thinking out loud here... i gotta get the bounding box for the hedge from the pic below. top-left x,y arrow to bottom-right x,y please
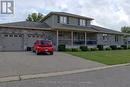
80,46 -> 88,51
110,45 -> 117,50
97,45 -> 104,51
58,44 -> 66,51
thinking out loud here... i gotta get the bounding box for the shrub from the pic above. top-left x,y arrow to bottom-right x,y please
128,45 -> 130,49
58,44 -> 66,51
87,48 -> 91,51
80,46 -> 88,51
65,48 -> 72,52
121,45 -> 127,49
117,47 -> 124,50
97,45 -> 104,51
90,48 -> 99,51
71,48 -> 79,52
110,45 -> 117,50
105,47 -> 111,50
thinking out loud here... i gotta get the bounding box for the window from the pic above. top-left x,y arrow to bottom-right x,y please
37,35 -> 39,38
59,16 -> 67,24
19,35 -> 22,37
28,35 -> 31,37
103,34 -> 107,40
80,19 -> 86,26
14,35 -> 18,37
33,35 -> 35,38
9,35 -> 13,37
4,35 -> 8,37
115,35 -> 119,42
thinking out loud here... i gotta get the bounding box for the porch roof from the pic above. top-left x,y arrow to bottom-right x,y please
53,24 -> 98,32
90,25 -> 123,35
53,24 -> 124,35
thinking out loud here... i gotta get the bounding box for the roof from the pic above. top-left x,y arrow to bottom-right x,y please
90,25 -> 123,34
42,12 -> 94,21
53,24 -> 98,32
0,21 -> 123,35
0,21 -> 51,30
0,11 -> 123,35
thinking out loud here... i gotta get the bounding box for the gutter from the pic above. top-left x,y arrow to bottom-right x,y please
0,25 -> 52,31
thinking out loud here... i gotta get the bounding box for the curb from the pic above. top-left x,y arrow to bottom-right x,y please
0,63 -> 130,83
0,76 -> 19,82
20,63 -> 130,80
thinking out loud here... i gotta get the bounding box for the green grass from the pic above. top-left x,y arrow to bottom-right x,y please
67,50 -> 130,65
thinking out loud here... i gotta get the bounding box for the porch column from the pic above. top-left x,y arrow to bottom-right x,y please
85,32 -> 87,46
56,30 -> 59,49
71,31 -> 73,47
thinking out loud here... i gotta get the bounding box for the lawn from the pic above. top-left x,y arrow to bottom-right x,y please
67,50 -> 130,65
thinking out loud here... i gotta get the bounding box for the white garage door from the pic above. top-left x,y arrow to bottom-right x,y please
27,34 -> 44,47
2,34 -> 23,51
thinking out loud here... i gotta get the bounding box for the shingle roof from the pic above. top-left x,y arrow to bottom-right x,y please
52,23 -> 123,34
53,24 -> 98,32
43,12 -> 94,21
0,21 -> 51,30
0,21 -> 123,34
90,25 -> 123,34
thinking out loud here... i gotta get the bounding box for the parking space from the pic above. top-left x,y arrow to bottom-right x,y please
0,52 -> 106,77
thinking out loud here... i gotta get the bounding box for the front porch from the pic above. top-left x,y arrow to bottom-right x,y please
56,30 -> 97,48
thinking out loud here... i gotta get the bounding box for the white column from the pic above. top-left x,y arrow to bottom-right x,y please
71,31 -> 73,47
85,32 -> 87,46
56,30 -> 59,49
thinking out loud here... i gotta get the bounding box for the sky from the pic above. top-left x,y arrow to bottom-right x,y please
0,0 -> 130,31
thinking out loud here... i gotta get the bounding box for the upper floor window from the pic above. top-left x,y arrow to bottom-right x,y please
59,16 -> 67,24
79,19 -> 86,26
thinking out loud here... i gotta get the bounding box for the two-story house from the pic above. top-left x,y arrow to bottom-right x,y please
0,12 -> 125,51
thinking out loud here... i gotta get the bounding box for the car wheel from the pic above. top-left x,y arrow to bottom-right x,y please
32,50 -> 35,53
50,52 -> 53,55
36,50 -> 40,55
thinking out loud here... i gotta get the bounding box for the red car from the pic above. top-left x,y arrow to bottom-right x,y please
33,40 -> 54,55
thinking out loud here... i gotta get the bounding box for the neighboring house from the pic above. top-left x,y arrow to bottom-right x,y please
123,34 -> 130,45
0,12 -> 126,51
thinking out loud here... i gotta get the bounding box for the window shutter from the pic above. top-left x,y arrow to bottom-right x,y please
67,16 -> 69,24
57,15 -> 60,23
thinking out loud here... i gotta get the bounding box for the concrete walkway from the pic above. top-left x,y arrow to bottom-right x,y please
0,52 -> 106,78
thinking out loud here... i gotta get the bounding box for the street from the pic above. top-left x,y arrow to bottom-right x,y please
0,65 -> 130,87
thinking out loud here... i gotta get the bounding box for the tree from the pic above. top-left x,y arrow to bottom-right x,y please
26,13 -> 44,22
121,26 -> 130,33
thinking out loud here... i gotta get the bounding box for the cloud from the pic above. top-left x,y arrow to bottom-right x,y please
0,0 -> 130,31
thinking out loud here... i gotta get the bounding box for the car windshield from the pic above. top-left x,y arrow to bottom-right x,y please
41,41 -> 51,45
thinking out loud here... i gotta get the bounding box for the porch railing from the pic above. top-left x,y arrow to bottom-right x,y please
87,40 -> 97,45
59,39 -> 71,45
59,39 -> 97,46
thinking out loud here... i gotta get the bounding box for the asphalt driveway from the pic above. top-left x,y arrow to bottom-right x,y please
0,52 -> 106,77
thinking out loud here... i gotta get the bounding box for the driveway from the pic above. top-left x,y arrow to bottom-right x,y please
0,65 -> 129,87
0,52 -> 106,77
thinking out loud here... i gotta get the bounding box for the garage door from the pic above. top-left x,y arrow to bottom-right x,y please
2,34 -> 23,51
27,34 -> 44,47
